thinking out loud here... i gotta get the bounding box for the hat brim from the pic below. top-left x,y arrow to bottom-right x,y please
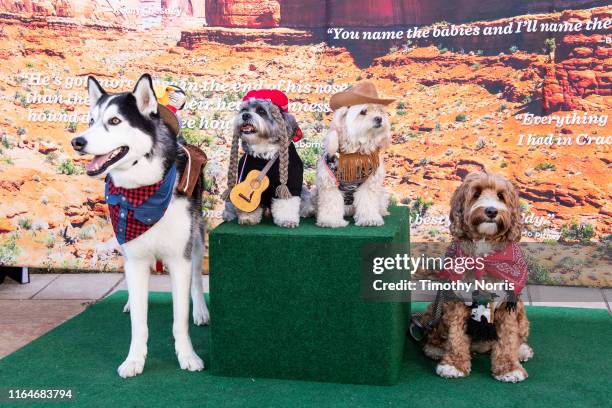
159,104 -> 180,137
330,93 -> 395,111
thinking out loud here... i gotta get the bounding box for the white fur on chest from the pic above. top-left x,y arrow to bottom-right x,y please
245,142 -> 279,160
122,196 -> 191,260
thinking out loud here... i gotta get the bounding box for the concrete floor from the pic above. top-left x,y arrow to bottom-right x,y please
0,273 -> 608,359
0,273 -> 209,358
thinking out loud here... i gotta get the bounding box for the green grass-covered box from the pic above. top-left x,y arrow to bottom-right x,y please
208,206 -> 410,385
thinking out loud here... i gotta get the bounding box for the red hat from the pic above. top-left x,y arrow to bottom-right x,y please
242,89 -> 302,142
243,89 -> 289,112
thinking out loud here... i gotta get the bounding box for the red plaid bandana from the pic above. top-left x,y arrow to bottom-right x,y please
105,165 -> 176,244
107,205 -> 149,244
107,179 -> 163,207
107,179 -> 163,243
439,242 -> 528,294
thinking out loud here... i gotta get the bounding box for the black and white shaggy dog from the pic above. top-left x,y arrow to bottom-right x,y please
222,92 -> 307,227
71,74 -> 209,378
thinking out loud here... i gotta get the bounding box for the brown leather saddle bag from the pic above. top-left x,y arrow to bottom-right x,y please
178,144 -> 208,198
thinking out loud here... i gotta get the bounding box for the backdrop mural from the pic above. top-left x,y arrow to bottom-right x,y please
0,1 -> 610,286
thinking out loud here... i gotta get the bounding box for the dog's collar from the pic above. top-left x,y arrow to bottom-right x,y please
439,242 -> 528,294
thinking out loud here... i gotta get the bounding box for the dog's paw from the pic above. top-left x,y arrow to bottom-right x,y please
237,216 -> 260,225
117,358 -> 145,378
271,197 -> 300,228
192,305 -> 210,326
436,363 -> 466,378
177,351 -> 204,372
494,367 -> 528,383
354,216 -> 384,227
123,302 -> 130,313
379,202 -> 390,216
316,218 -> 349,228
518,343 -> 534,362
276,219 -> 299,228
423,344 -> 444,360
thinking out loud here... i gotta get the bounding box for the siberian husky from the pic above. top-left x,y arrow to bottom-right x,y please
71,74 -> 209,378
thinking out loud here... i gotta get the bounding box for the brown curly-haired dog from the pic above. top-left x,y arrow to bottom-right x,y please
423,172 -> 533,382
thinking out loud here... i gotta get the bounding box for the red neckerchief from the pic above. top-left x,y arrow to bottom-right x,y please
439,242 -> 528,294
107,178 -> 163,206
105,176 -> 167,244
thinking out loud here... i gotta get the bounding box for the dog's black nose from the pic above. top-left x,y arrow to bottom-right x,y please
71,136 -> 87,152
374,116 -> 383,124
242,113 -> 251,121
485,207 -> 498,219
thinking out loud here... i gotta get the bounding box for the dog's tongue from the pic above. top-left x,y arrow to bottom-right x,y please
86,152 -> 113,173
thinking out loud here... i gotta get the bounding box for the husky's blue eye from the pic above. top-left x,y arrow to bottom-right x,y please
108,117 -> 121,125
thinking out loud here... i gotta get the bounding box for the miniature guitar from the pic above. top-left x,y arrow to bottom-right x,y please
230,155 -> 277,213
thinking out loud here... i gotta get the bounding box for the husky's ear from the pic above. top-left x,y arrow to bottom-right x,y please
87,76 -> 106,107
132,74 -> 158,116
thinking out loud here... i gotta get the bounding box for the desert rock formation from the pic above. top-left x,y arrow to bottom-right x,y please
202,0 -> 610,28
205,0 -> 280,28
543,9 -> 612,111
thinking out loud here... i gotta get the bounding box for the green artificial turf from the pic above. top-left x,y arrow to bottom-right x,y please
0,291 -> 610,407
209,206 -> 410,385
210,206 -> 410,240
0,292 -> 612,408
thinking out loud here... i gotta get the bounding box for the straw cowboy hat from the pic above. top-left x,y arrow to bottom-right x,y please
329,81 -> 395,110
154,85 -> 186,136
